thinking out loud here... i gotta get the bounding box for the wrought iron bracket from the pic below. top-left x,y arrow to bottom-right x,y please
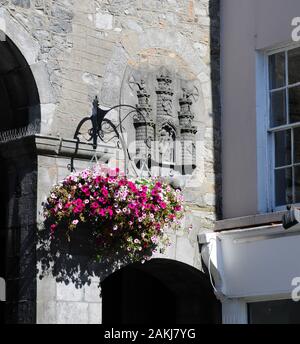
70,96 -> 151,176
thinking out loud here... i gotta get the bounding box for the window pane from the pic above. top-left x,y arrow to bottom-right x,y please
288,47 -> 300,85
270,90 -> 287,127
294,127 -> 300,163
295,166 -> 300,203
275,130 -> 291,167
275,168 -> 292,206
269,52 -> 286,89
289,86 -> 300,123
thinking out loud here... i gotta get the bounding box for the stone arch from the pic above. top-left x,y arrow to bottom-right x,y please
0,9 -> 44,323
101,258 -> 221,324
0,35 -> 40,134
0,8 -> 56,134
100,28 -> 208,117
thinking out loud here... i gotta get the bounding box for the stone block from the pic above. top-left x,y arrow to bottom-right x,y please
88,303 -> 102,324
12,0 -> 30,8
37,276 -> 56,302
56,302 -> 89,324
37,301 -> 57,324
57,282 -> 84,302
30,62 -> 56,104
95,12 -> 113,30
175,235 -> 195,266
84,282 -> 101,303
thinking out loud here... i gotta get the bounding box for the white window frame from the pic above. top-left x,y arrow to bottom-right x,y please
257,42 -> 300,213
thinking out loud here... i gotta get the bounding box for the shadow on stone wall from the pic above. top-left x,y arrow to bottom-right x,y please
37,225 -> 143,290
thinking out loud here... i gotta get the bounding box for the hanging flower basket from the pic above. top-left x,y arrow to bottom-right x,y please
42,167 -> 185,264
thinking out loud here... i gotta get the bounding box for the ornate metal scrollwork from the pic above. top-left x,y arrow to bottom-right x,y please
70,96 -> 152,177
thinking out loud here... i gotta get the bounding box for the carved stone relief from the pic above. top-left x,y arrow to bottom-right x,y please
127,67 -> 199,176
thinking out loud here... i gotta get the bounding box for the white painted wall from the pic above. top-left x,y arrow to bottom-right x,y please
221,0 -> 300,218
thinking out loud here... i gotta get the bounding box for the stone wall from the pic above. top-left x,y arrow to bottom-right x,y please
0,0 -> 221,323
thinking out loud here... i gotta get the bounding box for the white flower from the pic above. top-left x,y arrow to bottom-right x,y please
151,236 -> 158,244
72,220 -> 79,225
113,225 -> 118,231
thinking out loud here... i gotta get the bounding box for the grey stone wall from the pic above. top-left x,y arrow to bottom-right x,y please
0,0 -> 220,324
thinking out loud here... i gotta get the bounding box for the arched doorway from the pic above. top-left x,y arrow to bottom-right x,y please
101,259 -> 221,324
0,35 -> 40,323
0,36 -> 40,132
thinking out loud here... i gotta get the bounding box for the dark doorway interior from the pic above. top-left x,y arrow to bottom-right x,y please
0,34 -> 40,324
0,36 -> 40,133
101,258 -> 221,324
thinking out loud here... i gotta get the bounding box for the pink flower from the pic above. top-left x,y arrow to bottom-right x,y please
74,199 -> 83,206
128,181 -> 138,193
106,207 -> 113,217
159,202 -> 167,209
101,186 -> 109,197
72,220 -> 79,225
99,209 -> 106,217
73,206 -> 84,214
91,202 -> 99,209
64,202 -> 72,209
50,224 -> 57,232
118,179 -> 127,187
81,186 -> 90,196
